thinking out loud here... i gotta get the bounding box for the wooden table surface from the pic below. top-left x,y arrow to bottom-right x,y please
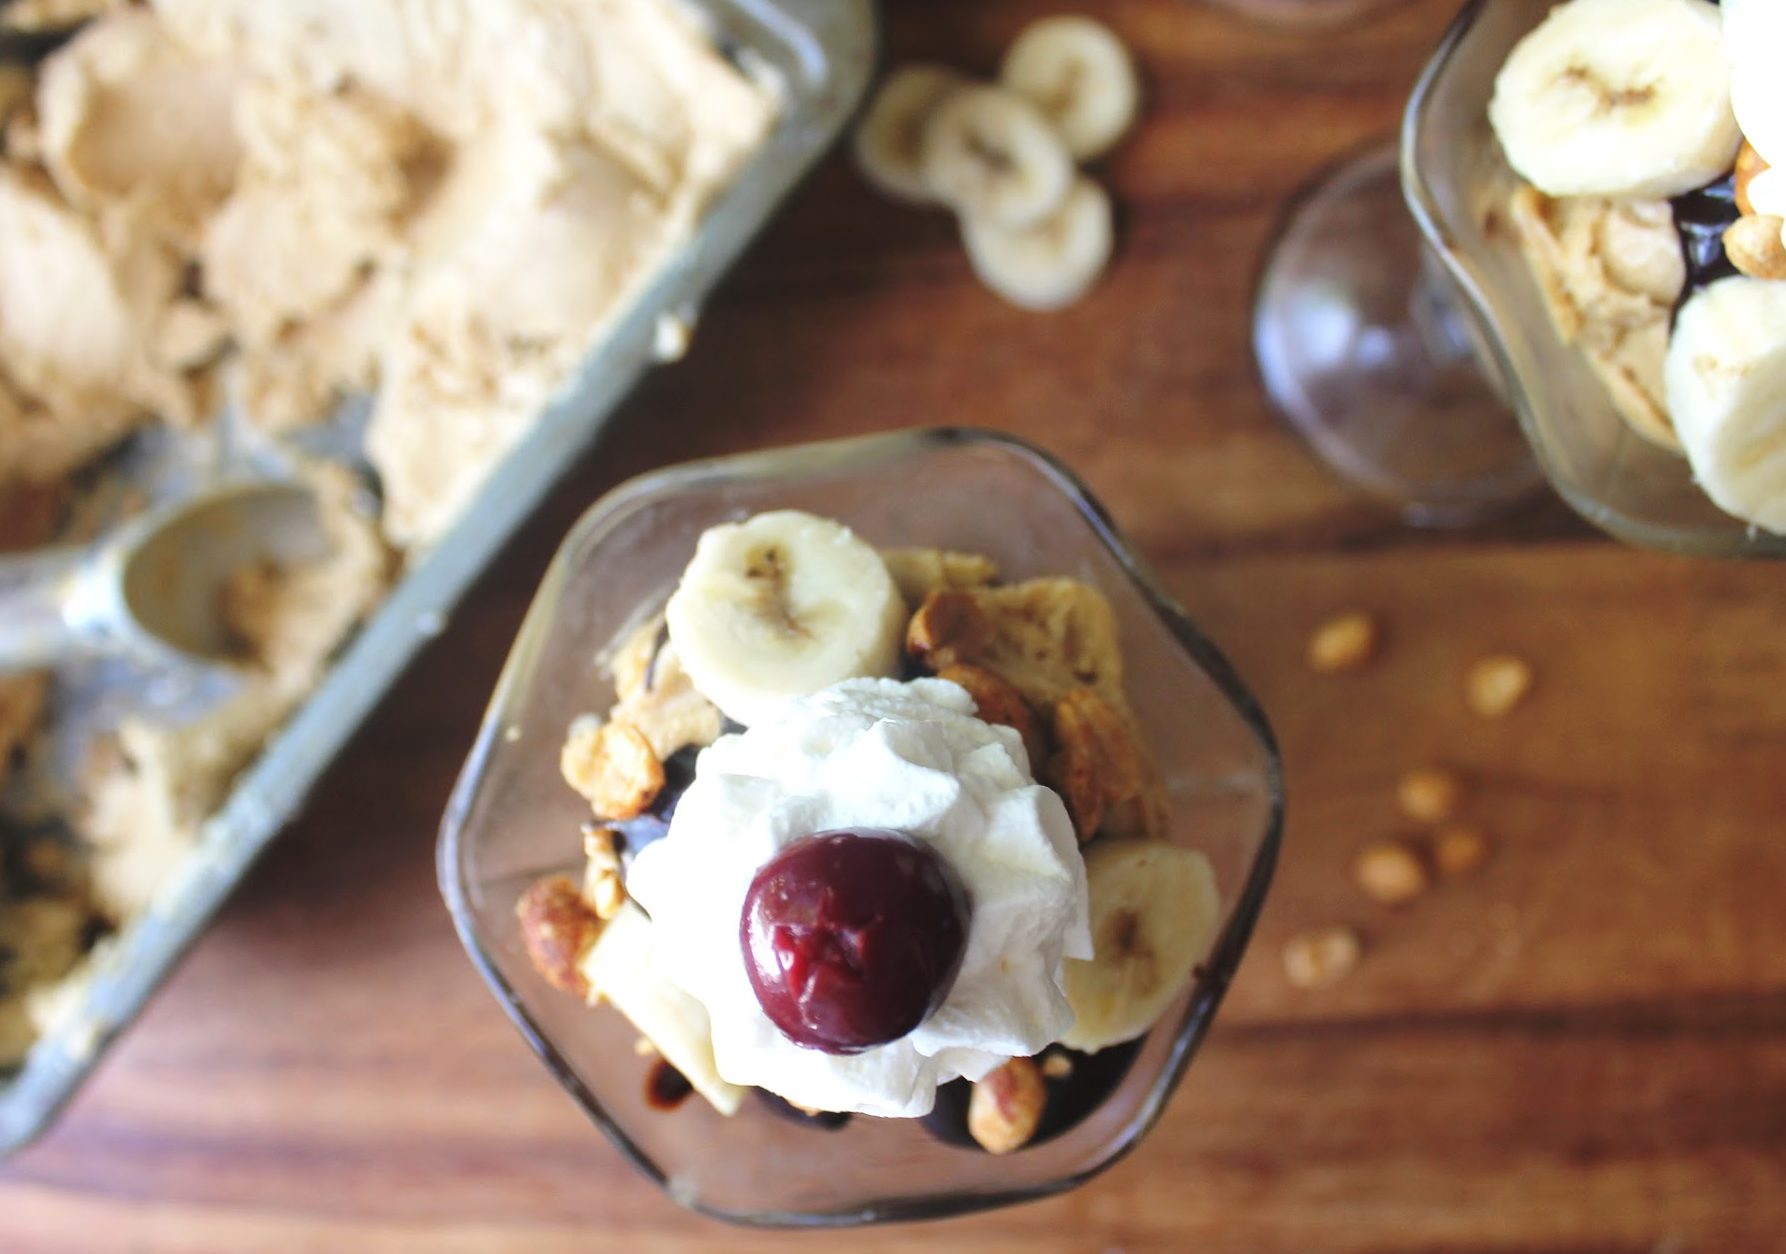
7,1 -> 1786,1249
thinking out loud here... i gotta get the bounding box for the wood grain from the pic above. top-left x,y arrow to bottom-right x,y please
5,1 -> 1784,1250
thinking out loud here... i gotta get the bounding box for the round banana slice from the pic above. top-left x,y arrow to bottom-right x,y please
664,510 -> 908,727
1000,16 -> 1140,161
962,176 -> 1112,312
1663,276 -> 1786,534
852,64 -> 968,204
1058,840 -> 1219,1054
921,85 -> 1074,230
1488,0 -> 1739,200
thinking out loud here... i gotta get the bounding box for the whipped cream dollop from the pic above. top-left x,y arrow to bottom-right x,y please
626,677 -> 1092,1118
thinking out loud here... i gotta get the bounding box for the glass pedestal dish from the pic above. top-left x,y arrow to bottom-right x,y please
1257,0 -> 1786,556
437,428 -> 1284,1226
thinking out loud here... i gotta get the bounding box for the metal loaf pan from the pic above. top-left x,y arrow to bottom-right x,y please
0,0 -> 877,1157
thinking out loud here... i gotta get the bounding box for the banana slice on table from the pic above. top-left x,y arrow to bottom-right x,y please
1663,276 -> 1786,534
1000,16 -> 1140,161
921,85 -> 1074,229
1488,0 -> 1739,200
580,903 -> 745,1116
1059,840 -> 1220,1054
664,509 -> 907,727
962,176 -> 1113,312
853,64 -> 968,204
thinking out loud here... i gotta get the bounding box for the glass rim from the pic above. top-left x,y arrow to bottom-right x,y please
1400,0 -> 1786,560
435,426 -> 1286,1226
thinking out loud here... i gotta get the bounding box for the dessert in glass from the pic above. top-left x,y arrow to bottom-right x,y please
438,429 -> 1283,1225
1257,0 -> 1786,555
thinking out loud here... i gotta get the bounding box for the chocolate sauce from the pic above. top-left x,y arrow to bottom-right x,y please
920,1039 -> 1145,1151
754,1089 -> 852,1130
612,745 -> 700,858
644,1059 -> 694,1111
1671,171 -> 1742,315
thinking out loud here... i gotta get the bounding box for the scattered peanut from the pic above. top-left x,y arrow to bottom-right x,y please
1465,654 -> 1534,719
560,718 -> 665,819
1432,824 -> 1491,878
515,875 -> 604,998
906,588 -> 991,670
1307,612 -> 1379,674
1040,1051 -> 1074,1081
1354,840 -> 1430,906
1282,925 -> 1362,989
968,1057 -> 1047,1154
1398,766 -> 1465,824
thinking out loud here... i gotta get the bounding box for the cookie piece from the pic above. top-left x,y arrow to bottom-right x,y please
881,546 -> 1000,608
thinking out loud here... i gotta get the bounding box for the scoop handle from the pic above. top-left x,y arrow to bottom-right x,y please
0,545 -> 95,674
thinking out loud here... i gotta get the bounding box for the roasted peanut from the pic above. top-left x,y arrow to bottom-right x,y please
1465,654 -> 1534,719
1307,612 -> 1379,674
1282,925 -> 1362,989
1354,840 -> 1430,906
906,589 -> 992,670
516,875 -> 604,998
968,1057 -> 1047,1154
1433,824 -> 1491,878
1398,766 -> 1465,824
560,718 -> 664,819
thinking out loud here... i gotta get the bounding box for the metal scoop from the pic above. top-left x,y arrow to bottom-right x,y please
0,481 -> 327,676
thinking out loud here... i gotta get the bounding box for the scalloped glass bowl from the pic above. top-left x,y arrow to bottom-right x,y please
437,429 -> 1283,1226
1404,0 -> 1786,557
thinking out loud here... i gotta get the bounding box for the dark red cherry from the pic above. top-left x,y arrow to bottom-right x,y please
740,828 -> 970,1055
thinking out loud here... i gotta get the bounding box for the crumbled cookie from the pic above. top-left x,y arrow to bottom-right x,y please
581,826 -> 627,921
515,874 -> 605,999
906,588 -> 992,671
1046,687 -> 1154,843
881,546 -> 999,607
607,638 -> 723,762
560,719 -> 665,820
961,578 -> 1126,709
967,1056 -> 1046,1154
935,663 -> 1047,767
608,615 -> 667,706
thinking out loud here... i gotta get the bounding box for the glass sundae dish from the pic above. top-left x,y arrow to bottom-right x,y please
438,429 -> 1282,1224
1256,0 -> 1786,556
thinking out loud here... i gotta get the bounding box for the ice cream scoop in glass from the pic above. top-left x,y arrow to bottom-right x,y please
0,481 -> 328,674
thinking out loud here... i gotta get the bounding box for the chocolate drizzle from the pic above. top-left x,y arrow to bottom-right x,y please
1671,171 -> 1741,317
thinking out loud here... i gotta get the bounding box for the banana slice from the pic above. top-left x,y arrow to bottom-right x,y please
1727,1 -> 1786,171
1000,16 -> 1140,161
580,902 -> 746,1116
1488,0 -> 1739,200
1663,276 -> 1786,534
852,64 -> 968,204
664,510 -> 907,727
1058,841 -> 1219,1054
962,176 -> 1113,312
921,85 -> 1074,229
